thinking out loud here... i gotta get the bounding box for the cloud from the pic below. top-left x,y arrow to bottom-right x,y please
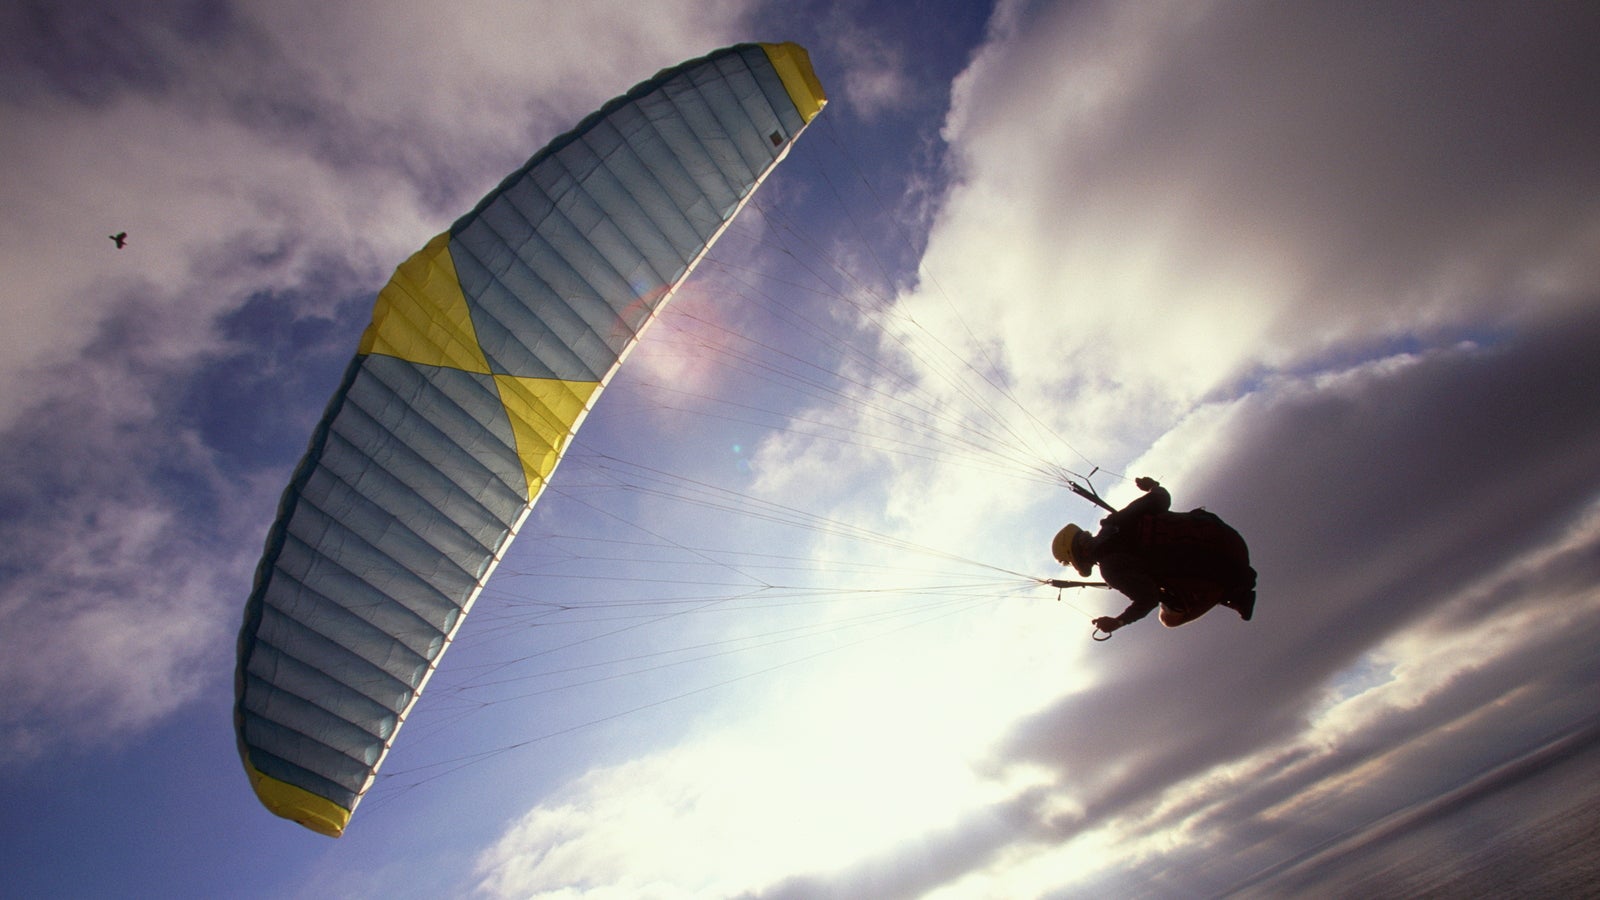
471,698 -> 1032,899
996,301 -> 1600,780
921,0 -> 1600,446
628,2 -> 1600,892
0,0 -> 762,429
823,13 -> 916,122
7,0 -> 1592,894
0,0 -> 759,764
0,304 -> 250,761
469,0 -> 1600,889
1227,716 -> 1600,897
728,329 -> 1600,895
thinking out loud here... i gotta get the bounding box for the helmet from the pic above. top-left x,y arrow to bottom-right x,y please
1052,524 -> 1084,566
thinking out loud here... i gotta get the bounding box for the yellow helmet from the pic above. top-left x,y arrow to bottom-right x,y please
1052,523 -> 1084,566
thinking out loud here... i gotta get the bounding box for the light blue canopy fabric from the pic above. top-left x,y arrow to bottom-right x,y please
235,43 -> 825,836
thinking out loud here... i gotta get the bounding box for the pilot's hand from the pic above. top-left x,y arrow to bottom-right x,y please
1092,616 -> 1123,633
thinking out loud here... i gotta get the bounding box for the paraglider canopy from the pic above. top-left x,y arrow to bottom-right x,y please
233,42 -> 826,837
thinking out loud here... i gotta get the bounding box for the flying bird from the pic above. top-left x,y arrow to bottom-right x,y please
110,232 -> 128,249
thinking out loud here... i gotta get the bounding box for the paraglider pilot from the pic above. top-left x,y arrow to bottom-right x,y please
1053,478 -> 1256,635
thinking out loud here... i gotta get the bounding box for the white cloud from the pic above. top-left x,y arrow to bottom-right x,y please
826,17 -> 915,121
0,0 -> 759,430
0,408 -> 254,762
9,0 -> 1599,894
0,0 -> 759,764
473,0 -> 1600,887
671,2 -> 1600,892
924,0 -> 1600,441
471,595 -> 1081,899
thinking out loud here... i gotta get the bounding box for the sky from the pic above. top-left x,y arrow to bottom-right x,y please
3,0 -> 1599,897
